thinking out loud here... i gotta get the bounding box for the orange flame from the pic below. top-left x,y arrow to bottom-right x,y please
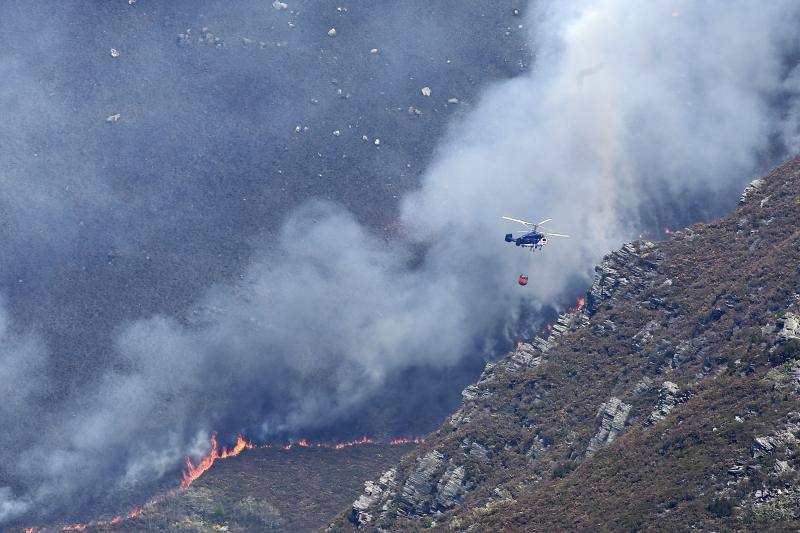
576,297 -> 586,312
516,340 -> 524,348
62,525 -> 86,532
664,227 -> 671,235
181,433 -> 253,490
389,437 -> 424,445
546,323 -> 553,332
297,439 -> 311,447
334,436 -> 375,449
221,434 -> 254,458
25,528 -> 39,533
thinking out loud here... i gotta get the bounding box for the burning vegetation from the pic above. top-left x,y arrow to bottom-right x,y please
181,433 -> 254,490
24,433 -> 421,532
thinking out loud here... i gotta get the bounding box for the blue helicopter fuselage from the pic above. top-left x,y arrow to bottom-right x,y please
504,231 -> 547,249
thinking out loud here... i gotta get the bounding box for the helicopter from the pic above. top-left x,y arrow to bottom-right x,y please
502,216 -> 570,285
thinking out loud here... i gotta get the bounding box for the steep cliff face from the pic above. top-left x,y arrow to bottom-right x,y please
329,156 -> 800,531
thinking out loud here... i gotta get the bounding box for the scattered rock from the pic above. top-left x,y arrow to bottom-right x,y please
421,86 -> 431,97
110,48 -> 120,58
106,113 -> 121,123
633,320 -> 660,350
728,464 -> 746,477
327,28 -> 337,37
774,459 -> 793,474
646,381 -> 688,425
633,376 -> 654,394
272,1 -> 288,9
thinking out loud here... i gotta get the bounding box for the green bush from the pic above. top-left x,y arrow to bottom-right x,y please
551,461 -> 577,479
768,339 -> 800,366
707,497 -> 734,517
420,516 -> 434,528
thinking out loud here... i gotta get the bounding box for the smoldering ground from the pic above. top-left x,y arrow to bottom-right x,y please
1,0 -> 799,526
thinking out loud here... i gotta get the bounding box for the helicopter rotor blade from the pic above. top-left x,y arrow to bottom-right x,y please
545,232 -> 570,238
502,216 -> 535,227
536,218 -> 553,226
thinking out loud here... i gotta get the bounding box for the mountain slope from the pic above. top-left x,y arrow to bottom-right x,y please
328,156 -> 800,531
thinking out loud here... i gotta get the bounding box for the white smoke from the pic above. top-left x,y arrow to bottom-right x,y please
2,0 -> 800,525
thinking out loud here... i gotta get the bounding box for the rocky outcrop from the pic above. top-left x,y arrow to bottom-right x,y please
587,397 -> 632,454
739,178 -> 766,204
392,450 -> 471,517
397,451 -> 446,515
350,468 -> 398,527
434,462 -> 467,510
507,342 -> 544,370
460,438 -> 490,463
776,312 -> 800,342
587,241 -> 661,314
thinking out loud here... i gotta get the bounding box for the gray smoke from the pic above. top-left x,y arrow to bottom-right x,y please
2,0 -> 799,525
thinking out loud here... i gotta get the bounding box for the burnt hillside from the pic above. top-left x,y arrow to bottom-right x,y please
329,156 -> 800,531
